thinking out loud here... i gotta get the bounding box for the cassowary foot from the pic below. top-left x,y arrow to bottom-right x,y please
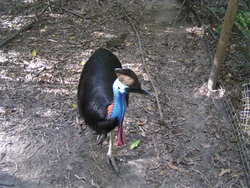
97,133 -> 107,145
106,156 -> 126,173
106,155 -> 119,173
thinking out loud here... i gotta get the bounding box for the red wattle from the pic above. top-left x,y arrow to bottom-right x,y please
117,121 -> 125,146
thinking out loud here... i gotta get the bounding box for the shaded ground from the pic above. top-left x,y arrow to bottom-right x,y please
0,0 -> 247,187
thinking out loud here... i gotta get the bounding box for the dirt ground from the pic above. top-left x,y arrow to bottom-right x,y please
0,0 -> 248,187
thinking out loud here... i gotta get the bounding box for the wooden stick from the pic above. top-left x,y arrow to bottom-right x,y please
118,4 -> 164,120
0,5 -> 49,48
61,7 -> 86,20
60,7 -> 94,22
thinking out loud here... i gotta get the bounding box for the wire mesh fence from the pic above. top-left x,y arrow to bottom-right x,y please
220,82 -> 250,186
241,83 -> 250,139
180,0 -> 250,186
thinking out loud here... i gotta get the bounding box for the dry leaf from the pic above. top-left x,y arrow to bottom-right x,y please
129,129 -> 136,133
167,162 -> 179,171
81,60 -> 86,65
41,73 -> 52,82
143,73 -> 149,81
125,42 -> 133,47
140,131 -> 146,137
201,143 -> 212,148
219,168 -> 232,177
136,118 -> 147,126
47,39 -> 57,43
229,134 -> 237,143
31,50 -> 37,57
166,144 -> 174,153
72,104 -> 78,108
138,127 -> 146,137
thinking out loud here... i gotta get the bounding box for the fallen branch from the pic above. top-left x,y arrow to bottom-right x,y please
0,4 -> 49,48
117,4 -> 164,120
60,7 -> 97,23
60,7 -> 86,20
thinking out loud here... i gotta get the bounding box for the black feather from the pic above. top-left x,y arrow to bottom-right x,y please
77,48 -> 122,134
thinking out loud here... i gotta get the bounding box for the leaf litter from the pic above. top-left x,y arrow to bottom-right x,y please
0,0 -> 247,187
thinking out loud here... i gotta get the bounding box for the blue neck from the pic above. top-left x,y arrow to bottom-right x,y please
110,80 -> 127,126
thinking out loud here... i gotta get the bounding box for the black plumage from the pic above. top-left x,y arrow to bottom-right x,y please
77,48 -> 121,135
77,48 -> 149,173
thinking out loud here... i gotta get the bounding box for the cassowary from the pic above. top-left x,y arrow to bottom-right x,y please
77,48 -> 149,172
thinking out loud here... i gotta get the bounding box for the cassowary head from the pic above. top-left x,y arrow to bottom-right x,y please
114,68 -> 149,95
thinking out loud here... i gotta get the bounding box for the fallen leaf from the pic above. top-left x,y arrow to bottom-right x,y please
40,73 -> 52,82
167,162 -> 179,171
72,104 -> 78,108
130,140 -> 140,150
183,58 -> 189,63
166,144 -> 174,153
219,168 -> 232,177
140,131 -> 146,137
81,60 -> 86,65
143,73 -> 149,81
136,118 -> 147,126
31,50 -> 37,57
125,42 -> 133,47
201,143 -> 212,148
129,129 -> 136,133
47,39 -> 57,43
138,126 -> 146,137
229,134 -> 237,143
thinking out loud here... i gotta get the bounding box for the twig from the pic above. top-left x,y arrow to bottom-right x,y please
152,138 -> 160,159
61,7 -> 86,19
174,0 -> 187,24
0,4 -> 49,48
74,174 -> 86,183
59,0 -> 62,8
0,183 -> 15,187
27,145 -> 43,159
117,3 -> 164,120
60,7 -> 93,20
91,180 -> 101,188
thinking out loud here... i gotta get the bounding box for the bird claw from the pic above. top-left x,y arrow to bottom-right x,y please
106,156 -> 119,173
106,156 -> 126,173
97,133 -> 107,145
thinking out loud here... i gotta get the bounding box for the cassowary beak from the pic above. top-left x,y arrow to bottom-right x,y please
126,88 -> 150,95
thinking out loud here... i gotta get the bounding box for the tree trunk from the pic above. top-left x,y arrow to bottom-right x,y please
207,0 -> 240,90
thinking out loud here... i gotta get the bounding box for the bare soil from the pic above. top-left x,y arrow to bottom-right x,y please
0,0 -> 247,187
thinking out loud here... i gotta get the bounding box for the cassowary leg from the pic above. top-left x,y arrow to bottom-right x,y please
97,133 -> 107,145
106,129 -> 119,173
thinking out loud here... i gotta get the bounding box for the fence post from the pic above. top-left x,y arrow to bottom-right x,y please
207,0 -> 240,90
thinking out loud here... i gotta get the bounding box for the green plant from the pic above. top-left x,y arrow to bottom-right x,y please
236,10 -> 250,36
